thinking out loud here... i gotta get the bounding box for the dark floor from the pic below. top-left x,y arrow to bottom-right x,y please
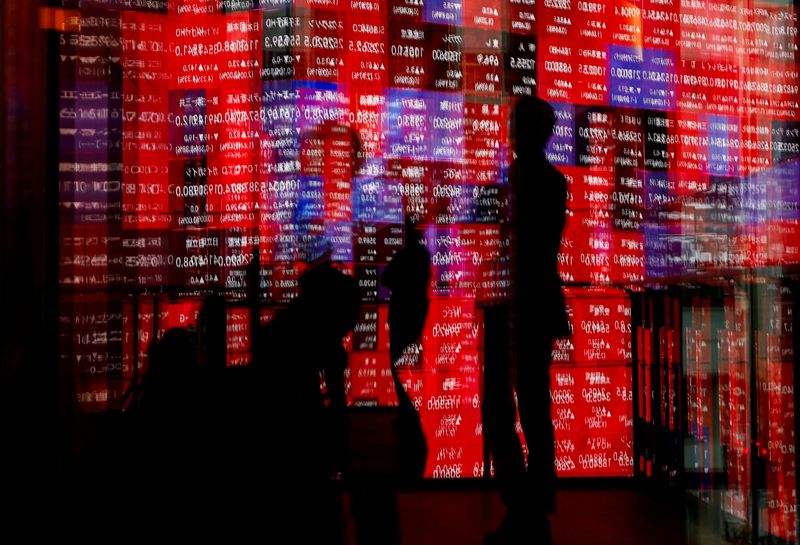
394,488 -> 719,545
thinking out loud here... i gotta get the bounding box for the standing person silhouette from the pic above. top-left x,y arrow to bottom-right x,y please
483,96 -> 570,545
383,217 -> 431,368
246,258 -> 360,544
382,215 -> 430,479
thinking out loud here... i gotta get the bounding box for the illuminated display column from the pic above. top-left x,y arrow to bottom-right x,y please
416,298 -> 483,479
412,224 -> 500,479
59,10 -> 126,411
632,290 -> 683,483
756,284 -> 796,544
684,294 -> 715,501
551,288 -> 634,477
717,292 -> 751,530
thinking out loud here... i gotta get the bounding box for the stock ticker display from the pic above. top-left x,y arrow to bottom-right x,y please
677,287 -> 796,543
58,0 -> 798,480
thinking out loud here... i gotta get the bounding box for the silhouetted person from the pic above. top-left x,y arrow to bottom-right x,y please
483,96 -> 570,545
382,216 -> 430,479
245,258 -> 360,544
137,326 -> 204,481
383,217 -> 431,367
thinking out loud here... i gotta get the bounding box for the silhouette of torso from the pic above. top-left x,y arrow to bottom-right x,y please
510,150 -> 569,339
247,263 -> 358,479
382,238 -> 431,362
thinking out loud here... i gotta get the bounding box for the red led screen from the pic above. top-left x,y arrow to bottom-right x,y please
58,0 -> 798,489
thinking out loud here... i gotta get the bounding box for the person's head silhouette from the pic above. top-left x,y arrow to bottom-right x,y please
510,96 -> 556,153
